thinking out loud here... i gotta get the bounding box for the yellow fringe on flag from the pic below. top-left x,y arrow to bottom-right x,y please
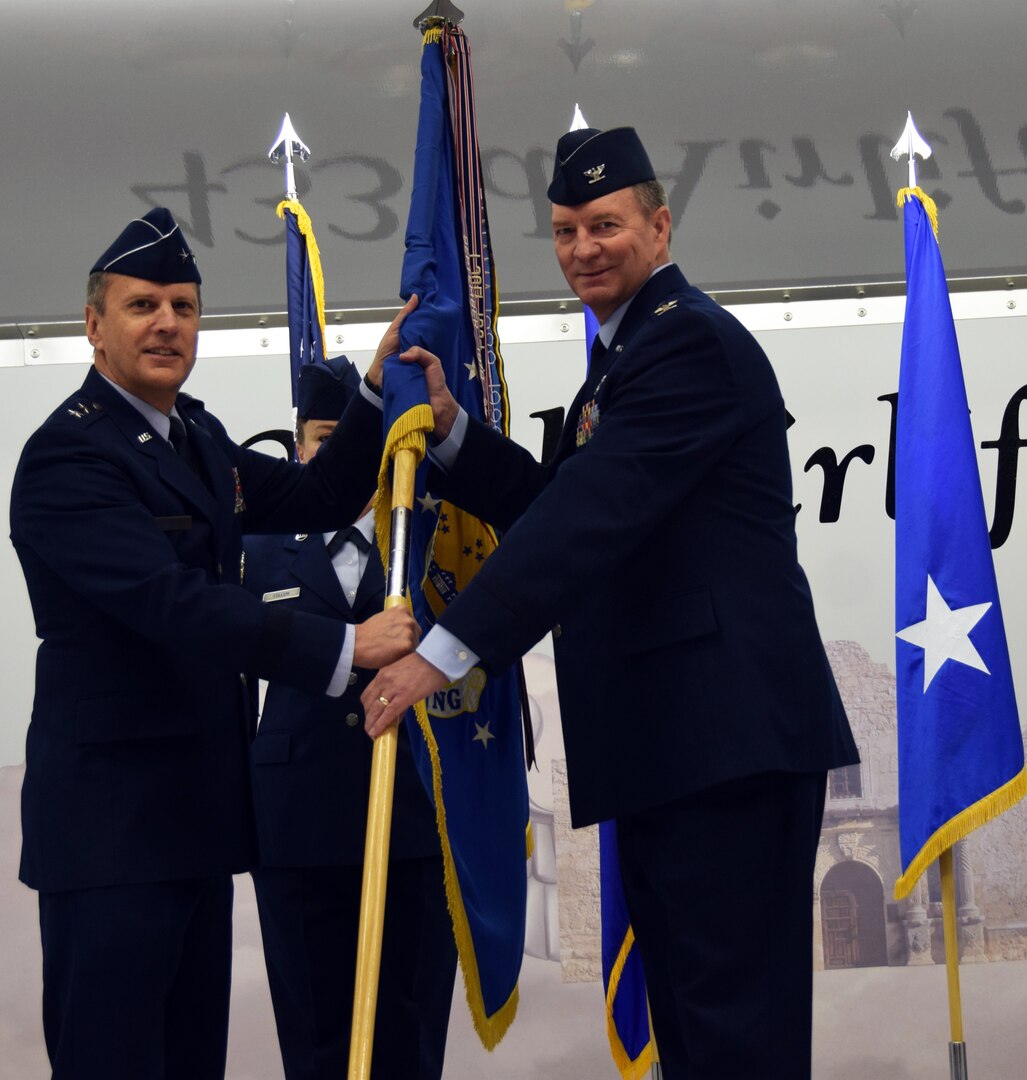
604,928 -> 654,1080
413,695 -> 520,1049
896,186 -> 940,240
895,766 -> 1027,899
275,199 -> 328,363
371,404 -> 434,561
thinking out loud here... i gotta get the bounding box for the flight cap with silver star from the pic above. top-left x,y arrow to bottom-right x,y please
90,207 -> 201,284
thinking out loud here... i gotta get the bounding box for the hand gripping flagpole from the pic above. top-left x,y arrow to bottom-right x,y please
890,111 -> 967,1080
348,446 -> 417,1080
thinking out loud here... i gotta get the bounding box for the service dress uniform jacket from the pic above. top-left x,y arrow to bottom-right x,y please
10,366 -> 383,893
427,264 -> 857,1078
243,527 -> 455,1080
245,527 -> 441,866
433,265 -> 858,826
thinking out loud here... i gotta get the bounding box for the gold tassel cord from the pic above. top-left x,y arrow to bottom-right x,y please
275,199 -> 328,363
896,186 -> 940,241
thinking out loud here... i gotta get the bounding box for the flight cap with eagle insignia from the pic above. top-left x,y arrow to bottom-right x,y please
90,207 -> 201,285
547,126 -> 656,206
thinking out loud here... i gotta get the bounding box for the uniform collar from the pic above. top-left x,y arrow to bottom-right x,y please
95,369 -> 182,441
595,262 -> 675,349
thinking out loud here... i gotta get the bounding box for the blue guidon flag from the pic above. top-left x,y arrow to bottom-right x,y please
372,21 -> 528,1047
893,185 -> 1026,899
276,198 -> 327,404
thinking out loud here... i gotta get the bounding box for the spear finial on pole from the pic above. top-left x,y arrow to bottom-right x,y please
269,112 -> 311,201
569,103 -> 589,131
890,111 -> 932,189
413,0 -> 464,29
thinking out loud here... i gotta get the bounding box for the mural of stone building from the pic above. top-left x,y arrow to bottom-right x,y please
546,639 -> 1027,983
817,640 -> 1027,971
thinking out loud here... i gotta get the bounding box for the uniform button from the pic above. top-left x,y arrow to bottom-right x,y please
553,624 -> 562,639
347,590 -> 357,601
346,556 -> 356,566
345,713 -> 359,727
347,672 -> 358,686
456,649 -> 468,662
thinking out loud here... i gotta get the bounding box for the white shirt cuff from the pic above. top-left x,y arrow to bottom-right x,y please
326,628 -> 356,697
417,624 -> 479,682
427,406 -> 469,472
359,378 -> 384,410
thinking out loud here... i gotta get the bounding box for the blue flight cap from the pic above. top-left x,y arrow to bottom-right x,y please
90,207 -> 201,284
296,356 -> 361,421
547,126 -> 656,206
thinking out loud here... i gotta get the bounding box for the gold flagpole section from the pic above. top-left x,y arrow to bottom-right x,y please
348,448 -> 418,1080
940,848 -> 969,1079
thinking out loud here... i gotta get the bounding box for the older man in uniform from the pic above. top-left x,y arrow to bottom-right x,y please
362,128 -> 859,1078
244,356 -> 456,1080
9,208 -> 417,1080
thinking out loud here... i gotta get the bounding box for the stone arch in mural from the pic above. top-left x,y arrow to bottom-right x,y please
820,860 -> 889,969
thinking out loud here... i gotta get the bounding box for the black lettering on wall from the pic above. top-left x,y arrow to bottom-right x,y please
803,445 -> 876,522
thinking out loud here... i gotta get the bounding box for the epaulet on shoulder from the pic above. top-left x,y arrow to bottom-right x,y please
177,390 -> 206,415
55,395 -> 107,427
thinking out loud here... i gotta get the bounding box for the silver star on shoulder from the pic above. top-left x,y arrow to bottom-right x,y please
418,492 -> 442,513
472,720 -> 495,748
896,574 -> 992,692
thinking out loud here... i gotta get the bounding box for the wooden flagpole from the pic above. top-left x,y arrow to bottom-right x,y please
348,448 -> 418,1080
940,848 -> 969,1079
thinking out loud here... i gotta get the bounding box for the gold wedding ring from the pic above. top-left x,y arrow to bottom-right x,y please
378,696 -> 390,707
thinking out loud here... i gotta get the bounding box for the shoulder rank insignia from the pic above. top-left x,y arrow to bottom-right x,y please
232,467 -> 246,514
576,398 -> 600,447
654,299 -> 678,316
584,163 -> 606,185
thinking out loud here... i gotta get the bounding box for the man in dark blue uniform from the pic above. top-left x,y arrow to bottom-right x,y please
8,208 -> 419,1080
244,356 -> 456,1080
362,128 -> 859,1078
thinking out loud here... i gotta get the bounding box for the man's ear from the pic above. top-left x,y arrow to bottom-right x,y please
84,306 -> 101,349
652,205 -> 672,246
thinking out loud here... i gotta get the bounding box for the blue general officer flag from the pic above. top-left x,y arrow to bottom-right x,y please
276,199 -> 327,405
893,187 -> 1026,898
374,22 -> 528,1048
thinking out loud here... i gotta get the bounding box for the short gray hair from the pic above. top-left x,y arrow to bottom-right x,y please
85,270 -> 203,315
86,271 -> 110,314
633,180 -> 671,246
